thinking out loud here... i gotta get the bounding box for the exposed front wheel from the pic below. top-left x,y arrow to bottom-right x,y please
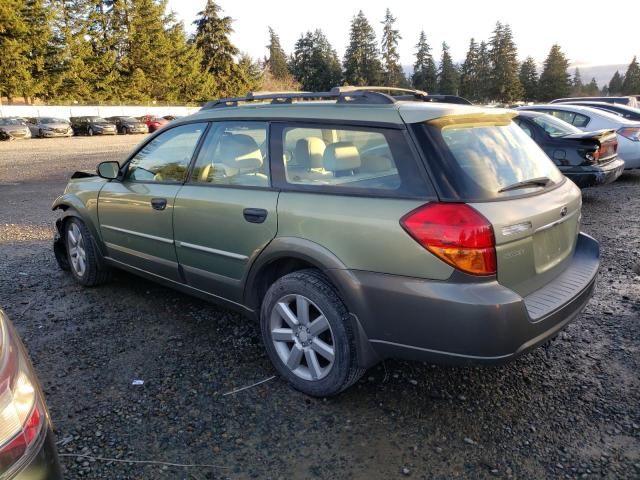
260,270 -> 364,396
65,218 -> 110,286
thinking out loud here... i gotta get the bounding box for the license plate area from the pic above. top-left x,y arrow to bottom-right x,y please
533,216 -> 577,273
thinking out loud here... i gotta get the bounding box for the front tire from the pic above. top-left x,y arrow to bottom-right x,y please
87,127 -> 93,136
65,218 -> 110,286
260,269 -> 364,397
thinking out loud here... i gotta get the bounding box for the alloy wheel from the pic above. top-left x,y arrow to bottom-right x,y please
67,223 -> 87,277
269,294 -> 336,381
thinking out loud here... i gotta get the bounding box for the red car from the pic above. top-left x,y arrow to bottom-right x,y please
138,115 -> 168,133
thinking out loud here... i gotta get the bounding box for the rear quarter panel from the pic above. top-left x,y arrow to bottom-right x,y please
276,192 -> 454,279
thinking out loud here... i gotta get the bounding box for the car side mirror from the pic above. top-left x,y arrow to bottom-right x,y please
97,161 -> 120,180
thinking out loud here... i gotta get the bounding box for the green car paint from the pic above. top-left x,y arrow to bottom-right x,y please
52,96 -> 598,369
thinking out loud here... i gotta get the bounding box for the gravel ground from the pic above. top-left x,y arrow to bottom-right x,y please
0,136 -> 639,479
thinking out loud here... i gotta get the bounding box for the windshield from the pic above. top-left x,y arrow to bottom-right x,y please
119,117 -> 138,122
532,114 -> 581,137
0,118 -> 23,126
41,117 -> 68,124
88,117 -> 108,123
412,113 -> 564,201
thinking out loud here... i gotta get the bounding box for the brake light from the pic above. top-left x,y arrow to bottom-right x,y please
0,315 -> 44,472
617,127 -> 640,142
400,203 -> 497,276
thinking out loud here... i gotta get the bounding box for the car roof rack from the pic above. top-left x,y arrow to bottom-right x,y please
201,86 -> 471,109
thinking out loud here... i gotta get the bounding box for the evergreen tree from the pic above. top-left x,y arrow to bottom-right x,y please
519,56 -> 538,101
19,0 -> 53,103
438,42 -> 459,95
168,22 -> 213,102
571,67 -> 583,96
193,0 -> 251,98
290,30 -> 341,91
488,22 -> 522,102
380,8 -> 404,87
266,27 -> 289,80
343,10 -> 383,86
0,0 -> 32,103
236,52 -> 262,93
475,41 -> 492,102
584,77 -> 599,96
538,44 -> 571,101
411,30 -> 437,92
608,70 -> 624,95
622,56 -> 640,95
459,38 -> 479,101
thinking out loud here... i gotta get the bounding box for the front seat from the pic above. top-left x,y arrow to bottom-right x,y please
323,142 -> 361,177
215,134 -> 263,177
295,137 -> 326,171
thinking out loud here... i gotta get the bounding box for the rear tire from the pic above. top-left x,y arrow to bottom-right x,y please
260,269 -> 365,397
65,218 -> 110,287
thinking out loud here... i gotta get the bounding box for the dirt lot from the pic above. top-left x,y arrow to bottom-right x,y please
0,136 -> 639,479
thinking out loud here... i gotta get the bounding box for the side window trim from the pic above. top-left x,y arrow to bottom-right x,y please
121,121 -> 210,185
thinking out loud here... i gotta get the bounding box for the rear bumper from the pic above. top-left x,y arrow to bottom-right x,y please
563,158 -> 625,188
349,233 -> 599,366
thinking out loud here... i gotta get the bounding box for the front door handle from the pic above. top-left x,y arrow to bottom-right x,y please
151,198 -> 167,211
243,208 -> 268,224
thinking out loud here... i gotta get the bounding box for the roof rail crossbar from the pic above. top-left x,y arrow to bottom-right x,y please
201,89 -> 401,109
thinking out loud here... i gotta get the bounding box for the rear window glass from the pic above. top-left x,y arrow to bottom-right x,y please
413,116 -> 564,201
531,114 -> 581,137
275,124 -> 430,198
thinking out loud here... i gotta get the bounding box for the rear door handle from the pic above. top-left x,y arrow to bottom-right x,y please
151,198 -> 167,211
243,208 -> 268,224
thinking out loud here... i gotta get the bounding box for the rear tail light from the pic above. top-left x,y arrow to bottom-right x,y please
0,315 -> 44,472
617,127 -> 640,142
400,203 -> 497,276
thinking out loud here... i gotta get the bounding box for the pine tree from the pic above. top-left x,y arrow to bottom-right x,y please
622,56 -> 640,95
193,0 -> 250,98
608,71 -> 624,95
438,42 -> 459,95
475,41 -> 492,102
538,44 -> 571,101
459,38 -> 479,101
584,77 -> 599,96
519,56 -> 538,101
19,0 -> 53,103
380,8 -> 404,87
168,21 -> 214,102
290,30 -> 341,91
343,10 -> 383,86
266,27 -> 289,80
571,68 -> 583,96
0,0 -> 32,103
488,22 -> 522,102
411,30 -> 437,92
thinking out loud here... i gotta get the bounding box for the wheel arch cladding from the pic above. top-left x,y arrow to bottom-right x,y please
52,202 -> 108,266
244,237 -> 381,368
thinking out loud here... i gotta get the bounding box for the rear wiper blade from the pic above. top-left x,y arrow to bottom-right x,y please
498,176 -> 552,193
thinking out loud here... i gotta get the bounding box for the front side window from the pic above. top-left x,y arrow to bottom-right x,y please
277,124 -> 428,196
190,122 -> 269,187
126,123 -> 206,182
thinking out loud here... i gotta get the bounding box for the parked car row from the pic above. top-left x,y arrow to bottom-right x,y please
0,114 -> 183,140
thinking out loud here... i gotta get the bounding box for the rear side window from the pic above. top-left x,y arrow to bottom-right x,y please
411,114 -> 564,201
273,124 -> 430,198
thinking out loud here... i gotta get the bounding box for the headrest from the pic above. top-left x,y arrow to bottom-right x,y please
323,142 -> 361,172
218,134 -> 262,170
360,154 -> 394,173
295,137 -> 326,169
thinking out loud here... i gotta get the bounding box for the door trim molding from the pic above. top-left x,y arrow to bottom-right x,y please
102,224 -> 174,244
175,240 -> 248,260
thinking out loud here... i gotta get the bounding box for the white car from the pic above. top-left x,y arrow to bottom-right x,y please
518,104 -> 640,169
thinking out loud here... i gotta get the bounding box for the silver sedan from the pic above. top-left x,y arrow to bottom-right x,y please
27,117 -> 74,138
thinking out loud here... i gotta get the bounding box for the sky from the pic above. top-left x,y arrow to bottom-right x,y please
167,0 -> 639,70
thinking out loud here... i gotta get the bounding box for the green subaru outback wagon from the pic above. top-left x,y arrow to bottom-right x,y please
52,87 -> 600,396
